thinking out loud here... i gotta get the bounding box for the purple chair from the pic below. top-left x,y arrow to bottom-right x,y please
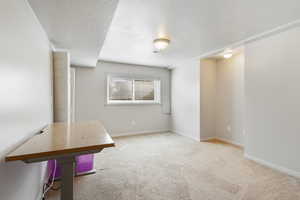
48,154 -> 94,179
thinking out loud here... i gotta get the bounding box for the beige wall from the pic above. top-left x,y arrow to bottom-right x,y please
0,1 -> 53,199
216,53 -> 245,145
53,51 -> 71,122
200,59 -> 217,140
245,26 -> 300,176
75,61 -> 171,136
200,53 -> 245,145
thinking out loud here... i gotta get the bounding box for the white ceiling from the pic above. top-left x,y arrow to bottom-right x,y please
99,0 -> 300,67
28,0 -> 300,68
28,0 -> 119,67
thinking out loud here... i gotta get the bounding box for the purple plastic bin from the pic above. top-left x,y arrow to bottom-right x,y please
76,154 -> 94,173
48,154 -> 94,179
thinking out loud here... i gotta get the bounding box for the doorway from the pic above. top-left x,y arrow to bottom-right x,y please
200,48 -> 245,147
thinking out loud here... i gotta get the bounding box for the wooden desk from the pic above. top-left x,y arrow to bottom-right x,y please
6,121 -> 115,200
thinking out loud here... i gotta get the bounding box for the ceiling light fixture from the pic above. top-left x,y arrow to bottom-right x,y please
223,50 -> 233,59
153,38 -> 170,51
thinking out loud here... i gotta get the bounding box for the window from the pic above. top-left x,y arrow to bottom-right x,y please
107,76 -> 161,104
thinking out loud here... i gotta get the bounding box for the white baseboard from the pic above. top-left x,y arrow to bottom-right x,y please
215,137 -> 244,148
200,136 -> 216,142
171,130 -> 201,142
200,136 -> 244,148
244,154 -> 300,178
111,129 -> 171,138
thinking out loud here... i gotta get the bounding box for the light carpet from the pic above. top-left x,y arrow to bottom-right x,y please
47,132 -> 300,200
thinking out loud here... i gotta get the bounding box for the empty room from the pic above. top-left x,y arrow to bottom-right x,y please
1,0 -> 300,200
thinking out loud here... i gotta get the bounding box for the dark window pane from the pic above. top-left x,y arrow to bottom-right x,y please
134,80 -> 154,100
109,79 -> 133,100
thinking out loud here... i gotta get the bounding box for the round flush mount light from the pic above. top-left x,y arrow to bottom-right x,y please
223,50 -> 233,59
153,38 -> 170,51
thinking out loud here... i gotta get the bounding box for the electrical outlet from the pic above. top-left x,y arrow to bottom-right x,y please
131,120 -> 136,126
226,125 -> 231,132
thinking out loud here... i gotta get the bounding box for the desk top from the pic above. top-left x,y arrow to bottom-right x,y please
5,121 -> 115,162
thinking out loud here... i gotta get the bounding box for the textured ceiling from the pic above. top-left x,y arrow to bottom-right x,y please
28,0 -> 119,67
29,0 -> 300,68
99,0 -> 300,67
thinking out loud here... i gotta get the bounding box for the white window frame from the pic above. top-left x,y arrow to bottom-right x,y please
106,75 -> 161,105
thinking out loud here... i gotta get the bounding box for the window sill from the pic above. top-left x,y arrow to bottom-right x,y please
106,101 -> 161,106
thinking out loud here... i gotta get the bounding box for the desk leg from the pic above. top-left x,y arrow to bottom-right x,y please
57,157 -> 75,200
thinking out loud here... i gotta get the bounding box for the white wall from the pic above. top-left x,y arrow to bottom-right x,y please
216,53 -> 245,146
171,59 -> 200,141
75,61 -> 171,136
244,26 -> 300,176
200,59 -> 217,140
0,1 -> 53,200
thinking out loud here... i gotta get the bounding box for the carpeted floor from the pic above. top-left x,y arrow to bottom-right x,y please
47,132 -> 300,200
